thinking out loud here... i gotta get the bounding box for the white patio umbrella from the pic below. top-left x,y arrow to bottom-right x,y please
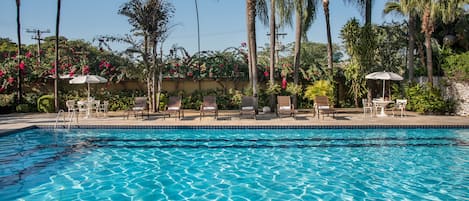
365,71 -> 403,98
69,75 -> 108,99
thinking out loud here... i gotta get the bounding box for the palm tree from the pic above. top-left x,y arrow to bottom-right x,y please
15,0 -> 22,104
279,0 -> 317,106
384,0 -> 418,82
323,0 -> 333,75
269,0 -> 276,85
54,0 -> 61,112
344,0 -> 373,25
246,0 -> 266,96
415,0 -> 466,86
119,0 -> 174,112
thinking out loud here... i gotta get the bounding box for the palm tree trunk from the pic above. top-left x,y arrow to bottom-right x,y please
323,0 -> 335,105
156,43 -> 164,113
54,0 -> 61,112
269,0 -> 276,109
292,8 -> 302,107
246,0 -> 253,86
246,0 -> 258,96
269,0 -> 275,85
16,0 -> 22,105
422,5 -> 433,86
424,31 -> 433,86
152,40 -> 158,112
407,13 -> 415,82
323,0 -> 333,73
365,0 -> 372,25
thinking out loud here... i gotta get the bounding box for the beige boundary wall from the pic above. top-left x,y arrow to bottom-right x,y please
106,80 -> 250,94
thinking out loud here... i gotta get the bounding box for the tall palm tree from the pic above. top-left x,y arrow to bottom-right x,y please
384,0 -> 417,82
15,0 -> 22,104
119,0 -> 174,112
54,0 -> 61,112
269,0 -> 276,85
344,0 -> 373,25
280,0 -> 317,106
323,0 -> 333,74
415,0 -> 466,86
246,0 -> 268,96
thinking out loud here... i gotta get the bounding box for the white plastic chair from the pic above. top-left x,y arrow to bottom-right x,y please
98,100 -> 109,117
393,99 -> 407,117
362,98 -> 373,117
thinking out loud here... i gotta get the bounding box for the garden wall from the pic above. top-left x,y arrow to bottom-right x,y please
446,82 -> 469,116
105,80 -> 250,94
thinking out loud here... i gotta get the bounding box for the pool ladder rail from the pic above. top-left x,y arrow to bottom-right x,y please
54,109 -> 78,130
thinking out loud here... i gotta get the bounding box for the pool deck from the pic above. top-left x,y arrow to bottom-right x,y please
0,108 -> 468,134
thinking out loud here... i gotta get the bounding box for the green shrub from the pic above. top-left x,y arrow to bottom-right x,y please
404,84 -> 447,114
0,93 -> 15,107
16,104 -> 31,113
37,95 -> 55,113
304,80 -> 334,103
441,51 -> 469,82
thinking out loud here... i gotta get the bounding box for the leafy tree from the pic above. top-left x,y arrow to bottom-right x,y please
384,0 -> 418,81
119,0 -> 175,112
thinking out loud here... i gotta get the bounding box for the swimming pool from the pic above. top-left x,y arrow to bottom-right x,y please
0,127 -> 468,200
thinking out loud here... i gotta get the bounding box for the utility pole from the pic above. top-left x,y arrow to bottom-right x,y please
266,31 -> 287,70
26,28 -> 50,67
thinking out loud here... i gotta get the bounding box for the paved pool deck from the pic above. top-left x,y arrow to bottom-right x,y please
0,108 -> 468,134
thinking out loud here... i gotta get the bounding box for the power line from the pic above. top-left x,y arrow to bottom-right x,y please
26,28 -> 50,67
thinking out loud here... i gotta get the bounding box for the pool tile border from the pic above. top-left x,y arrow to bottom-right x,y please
36,124 -> 469,130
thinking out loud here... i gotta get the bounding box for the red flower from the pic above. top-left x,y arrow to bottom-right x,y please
8,77 -> 14,84
25,51 -> 32,58
19,61 -> 25,70
69,71 -> 75,77
264,71 -> 269,77
50,68 -> 56,74
82,65 -> 90,74
282,77 -> 287,89
105,63 -> 111,68
175,63 -> 180,67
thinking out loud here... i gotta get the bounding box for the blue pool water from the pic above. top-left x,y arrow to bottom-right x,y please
0,128 -> 468,200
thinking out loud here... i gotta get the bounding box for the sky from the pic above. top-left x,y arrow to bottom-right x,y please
0,0 -> 400,55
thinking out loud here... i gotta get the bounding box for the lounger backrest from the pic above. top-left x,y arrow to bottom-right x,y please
242,96 -> 257,107
203,96 -> 217,108
168,96 -> 181,108
134,97 -> 148,109
277,96 -> 291,107
315,96 -> 329,107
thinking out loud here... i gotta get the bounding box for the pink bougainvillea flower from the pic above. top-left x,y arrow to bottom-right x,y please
105,63 -> 111,68
8,77 -> 14,84
82,65 -> 90,74
264,71 -> 269,77
282,77 -> 287,89
25,51 -> 32,58
19,61 -> 25,70
69,71 -> 75,77
50,68 -> 56,74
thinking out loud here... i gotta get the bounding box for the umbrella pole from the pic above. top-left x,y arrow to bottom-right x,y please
88,83 -> 91,100
382,80 -> 385,99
